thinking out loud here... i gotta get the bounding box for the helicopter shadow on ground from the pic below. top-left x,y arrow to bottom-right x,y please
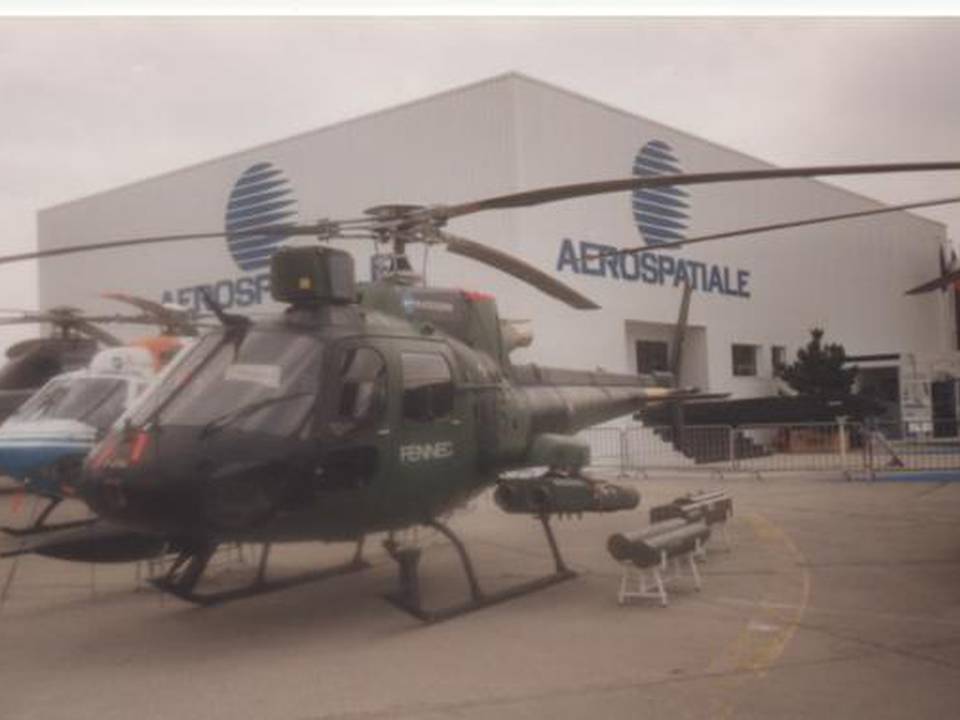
1,555 -> 401,671
0,525 -> 578,671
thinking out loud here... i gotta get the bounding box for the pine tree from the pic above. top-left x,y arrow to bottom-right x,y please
779,328 -> 857,400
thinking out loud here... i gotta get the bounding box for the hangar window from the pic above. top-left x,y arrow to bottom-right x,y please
635,340 -> 669,374
772,345 -> 787,375
732,344 -> 758,377
401,352 -> 454,422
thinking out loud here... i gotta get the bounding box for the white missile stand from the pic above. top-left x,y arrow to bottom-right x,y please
617,542 -> 703,607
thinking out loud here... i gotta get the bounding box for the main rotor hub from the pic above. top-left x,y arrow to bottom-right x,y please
363,204 -> 427,221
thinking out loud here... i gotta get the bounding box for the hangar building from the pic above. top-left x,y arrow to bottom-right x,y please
36,73 -> 959,430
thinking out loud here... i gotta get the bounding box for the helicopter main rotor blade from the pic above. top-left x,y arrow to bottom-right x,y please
0,223 -> 373,266
103,292 -> 179,317
0,230 -> 240,267
439,232 -> 600,310
586,194 -> 960,261
68,318 -> 124,347
905,268 -> 960,295
0,312 -> 169,328
2,161 -> 959,270
436,162 -> 960,220
0,310 -> 189,352
0,229 -> 295,267
102,292 -> 199,335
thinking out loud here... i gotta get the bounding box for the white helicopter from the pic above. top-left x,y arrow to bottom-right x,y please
0,298 -> 197,533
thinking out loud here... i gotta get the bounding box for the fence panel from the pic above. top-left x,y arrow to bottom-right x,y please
622,425 -> 701,470
869,420 -> 960,472
725,422 -> 865,473
579,426 -> 624,470
579,420 -> 960,476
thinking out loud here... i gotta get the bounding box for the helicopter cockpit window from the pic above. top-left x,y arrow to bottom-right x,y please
12,376 -> 128,430
401,352 -> 454,422
332,347 -> 386,434
133,329 -> 323,438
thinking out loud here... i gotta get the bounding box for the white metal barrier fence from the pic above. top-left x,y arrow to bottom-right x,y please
580,420 -> 960,476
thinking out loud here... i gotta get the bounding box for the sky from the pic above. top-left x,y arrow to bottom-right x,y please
1,14 -> 960,349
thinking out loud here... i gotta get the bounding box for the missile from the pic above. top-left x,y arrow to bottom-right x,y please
607,518 -> 711,568
649,489 -> 733,525
494,475 -> 639,515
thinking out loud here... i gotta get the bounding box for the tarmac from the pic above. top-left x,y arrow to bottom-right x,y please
1,471 -> 959,720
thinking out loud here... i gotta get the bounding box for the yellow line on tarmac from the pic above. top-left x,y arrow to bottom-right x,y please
709,511 -> 812,718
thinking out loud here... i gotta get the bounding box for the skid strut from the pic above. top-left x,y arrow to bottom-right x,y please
383,513 -> 576,623
151,536 -> 370,606
1,497 -> 97,538
32,497 -> 61,529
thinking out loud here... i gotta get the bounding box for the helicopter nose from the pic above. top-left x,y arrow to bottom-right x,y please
81,429 -> 204,534
82,427 -> 302,535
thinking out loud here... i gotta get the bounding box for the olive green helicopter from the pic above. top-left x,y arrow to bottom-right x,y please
3,161 -> 960,621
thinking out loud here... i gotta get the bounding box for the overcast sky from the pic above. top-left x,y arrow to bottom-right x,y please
2,15 -> 960,349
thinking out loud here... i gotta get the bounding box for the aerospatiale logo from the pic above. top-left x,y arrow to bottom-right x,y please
555,140 -> 752,299
225,162 -> 299,272
631,140 -> 691,247
160,161 -> 299,311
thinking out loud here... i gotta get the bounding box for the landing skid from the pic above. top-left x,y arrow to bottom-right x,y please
151,538 -> 370,606
2,517 -> 96,538
383,514 -> 577,623
1,497 -> 91,537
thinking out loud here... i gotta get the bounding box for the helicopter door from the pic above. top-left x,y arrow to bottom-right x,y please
316,345 -> 390,491
393,346 -> 473,507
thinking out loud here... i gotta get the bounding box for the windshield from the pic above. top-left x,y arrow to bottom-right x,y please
130,327 -> 323,437
12,376 -> 127,429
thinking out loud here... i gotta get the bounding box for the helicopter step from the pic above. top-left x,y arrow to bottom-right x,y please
382,515 -> 576,623
150,537 -> 370,606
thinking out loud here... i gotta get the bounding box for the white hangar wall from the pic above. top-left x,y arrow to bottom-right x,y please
37,73 -> 953,399
499,77 -> 953,396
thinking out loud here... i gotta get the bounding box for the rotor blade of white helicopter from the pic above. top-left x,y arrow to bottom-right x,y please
67,318 -> 124,347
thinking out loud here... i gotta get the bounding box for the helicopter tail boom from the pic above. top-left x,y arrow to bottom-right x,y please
517,374 -> 692,439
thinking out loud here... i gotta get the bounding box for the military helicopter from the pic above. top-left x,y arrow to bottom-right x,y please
3,161 -> 960,622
